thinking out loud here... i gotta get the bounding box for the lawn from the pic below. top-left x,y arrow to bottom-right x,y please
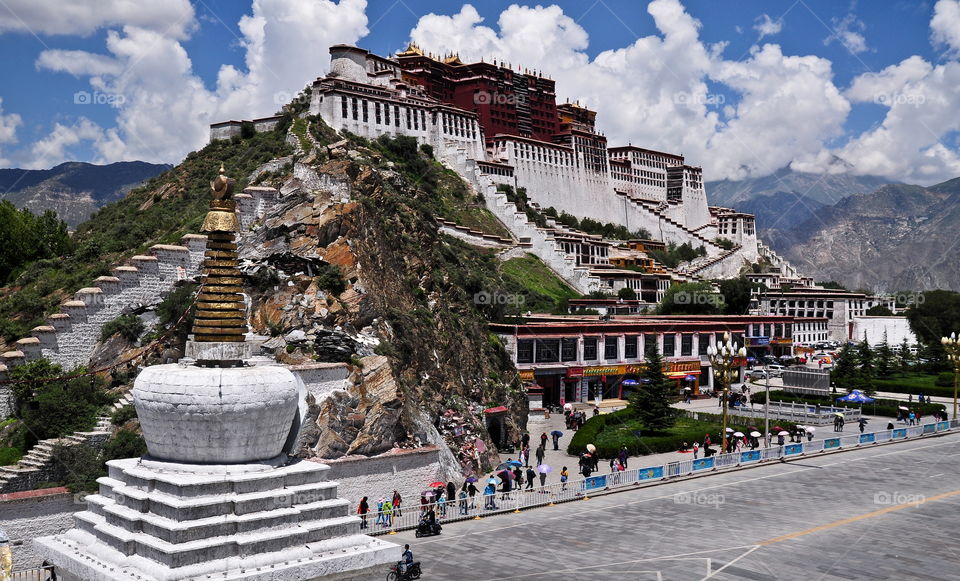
875,373 -> 955,398
500,253 -> 580,314
759,389 -> 944,418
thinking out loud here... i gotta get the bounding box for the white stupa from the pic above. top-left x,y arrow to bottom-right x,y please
36,167 -> 398,580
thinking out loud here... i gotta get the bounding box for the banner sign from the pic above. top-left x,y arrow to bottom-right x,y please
923,424 -> 936,434
740,450 -> 761,462
823,438 -> 841,449
892,429 -> 907,438
638,466 -> 664,481
584,475 -> 607,491
859,433 -> 876,444
937,421 -> 951,432
691,458 -> 714,470
784,444 -> 803,455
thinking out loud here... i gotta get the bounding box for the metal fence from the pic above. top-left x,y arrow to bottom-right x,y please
359,419 -> 959,536
725,401 -> 860,425
782,368 -> 830,390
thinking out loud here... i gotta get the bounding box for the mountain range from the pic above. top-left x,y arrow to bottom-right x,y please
0,161 -> 170,227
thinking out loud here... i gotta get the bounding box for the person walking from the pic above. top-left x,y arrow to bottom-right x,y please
535,444 -> 545,467
523,445 -> 531,467
375,497 -> 386,526
458,486 -> 468,515
618,446 -> 629,469
540,432 -> 548,449
521,432 -> 530,450
446,482 -> 456,509
467,480 -> 478,509
525,466 -> 536,490
552,431 -> 560,451
538,468 -> 547,487
483,480 -> 497,510
358,496 -> 370,529
392,490 -> 402,518
859,418 -> 868,433
560,466 -> 569,490
382,498 -> 393,527
693,442 -> 699,459
513,466 -> 524,489
518,446 -> 527,468
436,490 -> 446,518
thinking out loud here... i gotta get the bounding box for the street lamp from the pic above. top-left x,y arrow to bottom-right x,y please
708,332 -> 747,453
941,332 -> 960,421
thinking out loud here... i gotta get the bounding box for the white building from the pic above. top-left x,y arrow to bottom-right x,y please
849,316 -> 917,347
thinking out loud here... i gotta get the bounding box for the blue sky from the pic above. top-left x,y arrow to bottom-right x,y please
0,0 -> 957,184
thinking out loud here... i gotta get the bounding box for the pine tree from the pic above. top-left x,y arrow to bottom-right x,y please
898,338 -> 913,374
629,345 -> 677,431
856,336 -> 876,396
876,332 -> 895,378
831,343 -> 859,391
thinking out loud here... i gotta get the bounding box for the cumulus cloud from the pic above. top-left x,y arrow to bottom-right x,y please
824,13 -> 868,55
0,0 -> 196,39
0,97 -> 23,167
30,0 -> 368,166
26,117 -> 107,169
931,0 -> 960,56
753,14 -> 782,38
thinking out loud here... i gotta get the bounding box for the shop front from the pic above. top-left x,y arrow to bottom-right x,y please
665,359 -> 702,395
530,367 -> 568,408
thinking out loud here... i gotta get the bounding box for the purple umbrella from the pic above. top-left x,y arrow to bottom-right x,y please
465,476 -> 478,483
537,464 -> 552,474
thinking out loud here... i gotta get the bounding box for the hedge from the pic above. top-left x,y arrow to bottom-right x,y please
874,374 -> 957,399
568,408 -> 796,459
759,390 -> 944,418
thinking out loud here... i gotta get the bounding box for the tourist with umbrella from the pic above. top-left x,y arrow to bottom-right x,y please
465,477 -> 479,509
538,464 -> 551,487
749,430 -> 762,449
483,476 -> 498,510
859,417 -> 868,433
777,431 -> 788,446
550,430 -> 563,450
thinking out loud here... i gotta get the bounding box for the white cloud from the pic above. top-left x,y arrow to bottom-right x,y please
931,0 -> 960,56
26,117 -> 106,169
0,97 -> 22,167
31,0 -> 369,167
824,14 -> 868,55
0,0 -> 196,39
753,14 -> 782,38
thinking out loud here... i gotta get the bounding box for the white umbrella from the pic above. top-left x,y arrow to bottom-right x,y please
805,426 -> 815,433
732,431 -> 745,437
749,431 -> 761,437
795,425 -> 805,430
898,406 -> 909,411
778,431 -> 790,436
564,403 -> 573,410
586,444 -> 597,453
725,427 -> 734,433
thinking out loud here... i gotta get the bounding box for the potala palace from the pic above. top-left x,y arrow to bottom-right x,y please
211,44 -> 803,296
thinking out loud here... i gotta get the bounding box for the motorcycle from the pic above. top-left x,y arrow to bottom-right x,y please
387,561 -> 422,581
414,520 -> 442,537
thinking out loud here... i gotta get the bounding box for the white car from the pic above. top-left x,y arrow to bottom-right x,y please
766,364 -> 786,377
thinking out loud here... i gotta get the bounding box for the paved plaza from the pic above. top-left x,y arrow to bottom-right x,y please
393,432 -> 960,580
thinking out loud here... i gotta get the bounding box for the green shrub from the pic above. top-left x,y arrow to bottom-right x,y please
102,429 -> 147,462
110,405 -> 137,426
758,390 -> 944,418
0,446 -> 23,466
49,443 -> 104,493
936,372 -> 954,388
618,287 -> 637,300
315,262 -> 346,296
100,313 -> 145,343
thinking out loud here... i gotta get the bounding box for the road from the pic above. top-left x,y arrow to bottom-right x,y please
393,432 -> 960,580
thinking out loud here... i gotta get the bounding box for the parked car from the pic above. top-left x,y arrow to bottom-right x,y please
766,364 -> 786,377
749,369 -> 768,380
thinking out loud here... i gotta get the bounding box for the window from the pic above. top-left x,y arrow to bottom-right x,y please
362,100 -> 368,122
561,338 -> 578,362
384,104 -> 390,125
394,106 -> 400,127
699,334 -> 711,355
681,334 -> 693,356
644,334 -> 657,355
583,337 -> 598,361
517,340 -> 534,364
351,98 -> 358,121
341,96 -> 348,118
663,334 -> 676,357
624,335 -> 638,359
375,102 -> 382,124
535,339 -> 561,363
604,337 -> 618,360
420,110 -> 426,128
406,109 -> 411,130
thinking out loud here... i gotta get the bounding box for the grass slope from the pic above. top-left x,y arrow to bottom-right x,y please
500,253 -> 580,314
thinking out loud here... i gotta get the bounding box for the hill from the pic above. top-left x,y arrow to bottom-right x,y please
706,166 -> 895,208
0,161 -> 171,228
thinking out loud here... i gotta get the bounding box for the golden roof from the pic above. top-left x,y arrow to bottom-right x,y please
396,42 -> 424,57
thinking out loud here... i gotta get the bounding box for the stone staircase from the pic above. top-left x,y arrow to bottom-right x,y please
757,240 -> 799,277
0,415 -> 114,493
615,192 -> 722,253
679,244 -> 746,279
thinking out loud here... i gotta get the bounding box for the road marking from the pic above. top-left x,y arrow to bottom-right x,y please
700,545 -> 760,580
760,488 -> 960,546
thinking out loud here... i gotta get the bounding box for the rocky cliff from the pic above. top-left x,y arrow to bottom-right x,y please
236,132 -> 527,474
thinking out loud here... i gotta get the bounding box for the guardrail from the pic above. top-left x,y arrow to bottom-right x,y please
360,418 -> 959,536
723,401 -> 860,425
8,565 -> 55,580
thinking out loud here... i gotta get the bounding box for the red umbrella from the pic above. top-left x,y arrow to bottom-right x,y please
428,481 -> 444,488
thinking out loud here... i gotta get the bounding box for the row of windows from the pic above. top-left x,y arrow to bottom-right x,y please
515,333 -> 744,364
342,96 -> 428,131
747,323 -> 793,337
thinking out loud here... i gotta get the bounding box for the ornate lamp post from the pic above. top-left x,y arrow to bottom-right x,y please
942,333 -> 960,420
708,333 -> 747,452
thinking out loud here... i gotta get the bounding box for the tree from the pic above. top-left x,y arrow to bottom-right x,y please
865,305 -> 894,316
875,332 -> 895,378
715,276 -> 765,315
629,345 -> 677,431
898,338 -> 913,374
905,290 -> 960,367
856,337 -> 876,396
817,281 -> 847,290
831,343 -> 859,391
617,287 -> 637,300
658,281 -> 723,315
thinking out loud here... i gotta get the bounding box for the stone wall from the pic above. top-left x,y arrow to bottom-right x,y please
311,446 -> 444,508
289,362 -> 350,404
0,487 -> 77,570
